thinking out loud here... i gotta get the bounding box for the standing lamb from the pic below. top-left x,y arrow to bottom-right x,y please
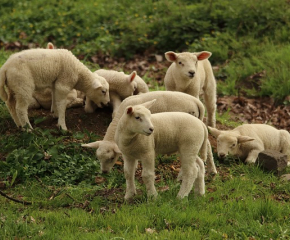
208,124 -> 290,165
82,91 -> 217,175
0,48 -> 110,130
85,69 -> 148,117
164,51 -> 217,127
114,100 -> 207,199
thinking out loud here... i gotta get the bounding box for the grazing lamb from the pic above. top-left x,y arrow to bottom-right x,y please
208,124 -> 290,165
85,69 -> 148,117
82,91 -> 217,175
0,48 -> 110,130
164,51 -> 217,127
114,100 -> 207,199
29,42 -> 86,110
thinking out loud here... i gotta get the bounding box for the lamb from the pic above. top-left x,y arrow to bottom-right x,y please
208,124 -> 290,165
164,51 -> 217,127
29,42 -> 86,110
85,69 -> 149,117
114,99 -> 207,199
0,48 -> 110,130
82,91 -> 217,175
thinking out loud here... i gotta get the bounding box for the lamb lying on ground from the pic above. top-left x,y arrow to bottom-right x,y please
29,43 -> 86,110
85,69 -> 149,117
114,100 -> 207,199
0,48 -> 110,130
82,91 -> 217,175
208,124 -> 290,165
164,51 -> 217,127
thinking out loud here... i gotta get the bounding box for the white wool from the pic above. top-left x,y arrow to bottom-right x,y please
0,48 -> 110,130
114,100 -> 207,199
209,124 -> 290,165
85,69 -> 148,117
82,91 -> 217,175
164,51 -> 217,127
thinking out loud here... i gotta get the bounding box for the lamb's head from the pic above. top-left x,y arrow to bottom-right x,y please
208,127 -> 255,159
119,71 -> 138,99
82,140 -> 122,173
124,99 -> 156,136
87,74 -> 110,108
165,51 -> 212,80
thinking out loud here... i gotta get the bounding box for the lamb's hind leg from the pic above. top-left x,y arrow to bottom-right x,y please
54,86 -> 70,130
6,94 -> 21,127
194,157 -> 205,196
177,153 -> 198,199
15,94 -> 32,129
203,84 -> 216,128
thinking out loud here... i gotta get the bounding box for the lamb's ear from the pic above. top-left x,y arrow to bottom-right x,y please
81,141 -> 100,149
129,71 -> 137,82
208,126 -> 221,138
47,42 -> 54,49
92,79 -> 102,89
141,99 -> 156,110
165,51 -> 178,62
113,144 -> 122,155
195,51 -> 212,61
237,136 -> 255,144
126,106 -> 134,115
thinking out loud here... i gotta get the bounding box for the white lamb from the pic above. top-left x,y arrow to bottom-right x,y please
0,48 -> 110,130
208,124 -> 290,165
164,51 -> 217,127
114,99 -> 207,199
85,69 -> 148,117
82,91 -> 217,175
29,43 -> 86,110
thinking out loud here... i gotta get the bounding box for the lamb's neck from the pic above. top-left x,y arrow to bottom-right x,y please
75,67 -> 93,92
117,124 -> 139,147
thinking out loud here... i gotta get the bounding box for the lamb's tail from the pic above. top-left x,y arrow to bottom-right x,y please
199,122 -> 208,162
0,68 -> 8,101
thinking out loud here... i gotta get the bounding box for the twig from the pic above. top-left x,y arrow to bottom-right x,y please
0,189 -> 32,205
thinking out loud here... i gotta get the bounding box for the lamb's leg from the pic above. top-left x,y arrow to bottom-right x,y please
280,131 -> 290,166
54,88 -> 70,130
84,98 -> 96,113
203,85 -> 216,128
177,153 -> 198,199
206,140 -> 217,175
245,149 -> 261,164
110,94 -> 122,119
123,156 -> 137,200
6,95 -> 21,127
15,95 -> 32,129
141,154 -> 158,199
194,157 -> 205,196
51,83 -> 56,116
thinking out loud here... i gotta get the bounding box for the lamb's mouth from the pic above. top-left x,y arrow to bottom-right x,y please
143,131 -> 152,136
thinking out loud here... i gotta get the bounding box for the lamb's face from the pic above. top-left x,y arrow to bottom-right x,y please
174,53 -> 198,80
127,106 -> 154,136
216,134 -> 239,158
96,141 -> 121,173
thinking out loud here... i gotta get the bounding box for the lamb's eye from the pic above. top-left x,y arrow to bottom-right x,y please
135,116 -> 140,120
179,61 -> 182,65
232,143 -> 236,147
102,90 -> 106,94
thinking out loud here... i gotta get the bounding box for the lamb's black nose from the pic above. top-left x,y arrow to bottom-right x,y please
149,127 -> 154,132
219,153 -> 226,158
188,71 -> 195,78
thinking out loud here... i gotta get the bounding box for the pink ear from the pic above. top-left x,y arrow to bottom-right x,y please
127,107 -> 133,114
130,71 -> 136,82
165,51 -> 177,62
197,51 -> 211,61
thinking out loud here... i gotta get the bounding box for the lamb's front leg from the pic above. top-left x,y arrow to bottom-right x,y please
123,156 -> 138,200
110,93 -> 122,119
54,88 -> 70,130
141,153 -> 158,199
245,149 -> 262,164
